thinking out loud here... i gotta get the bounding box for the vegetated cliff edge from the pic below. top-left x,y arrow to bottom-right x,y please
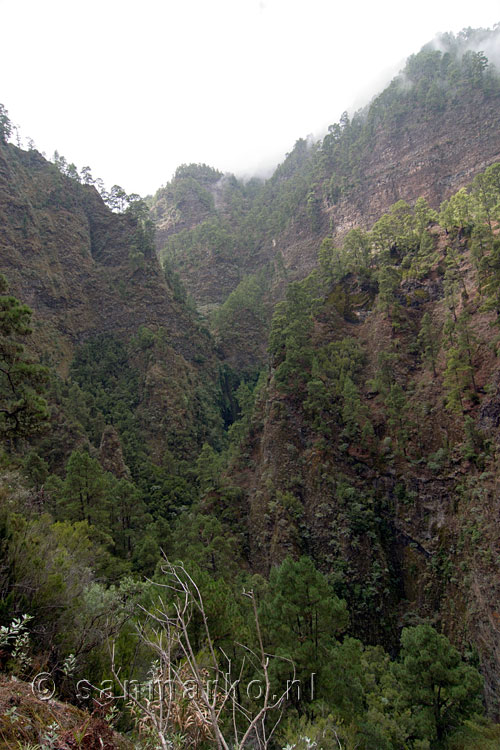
0,139 -> 221,461
294,88 -> 500,276
0,141 -> 208,365
213,178 -> 500,715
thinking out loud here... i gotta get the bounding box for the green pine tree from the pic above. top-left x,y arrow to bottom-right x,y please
394,624 -> 483,747
417,312 -> 438,376
0,276 -> 49,442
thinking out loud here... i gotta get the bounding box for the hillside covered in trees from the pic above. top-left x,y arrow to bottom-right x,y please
1,24 -> 500,750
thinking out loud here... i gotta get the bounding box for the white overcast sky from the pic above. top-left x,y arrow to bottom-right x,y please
1,0 -> 499,196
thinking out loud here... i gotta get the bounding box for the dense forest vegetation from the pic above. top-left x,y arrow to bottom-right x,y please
2,24 -> 500,750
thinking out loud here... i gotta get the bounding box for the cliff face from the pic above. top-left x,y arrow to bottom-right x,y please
175,85 -> 500,705
342,93 -> 500,225
284,90 -> 500,279
151,74 -> 500,332
222,226 -> 500,713
0,142 -> 208,366
0,141 -> 221,460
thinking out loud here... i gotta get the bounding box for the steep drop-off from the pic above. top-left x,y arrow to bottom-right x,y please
215,184 -> 500,714
0,140 -> 222,462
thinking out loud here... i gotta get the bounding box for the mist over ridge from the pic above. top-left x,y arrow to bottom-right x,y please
231,23 -> 500,184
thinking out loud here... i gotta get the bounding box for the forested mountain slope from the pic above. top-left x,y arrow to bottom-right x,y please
151,26 -> 500,373
147,26 -> 500,722
2,24 -> 500,750
0,137 -> 223,465
218,176 -> 500,713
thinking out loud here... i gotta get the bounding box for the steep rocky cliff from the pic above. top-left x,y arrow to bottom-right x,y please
289,89 -> 500,277
0,142 -> 207,365
0,139 -> 222,461
215,195 -> 500,714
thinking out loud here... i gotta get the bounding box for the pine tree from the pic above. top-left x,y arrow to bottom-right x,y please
377,264 -> 401,315
414,196 -> 438,234
260,556 -> 348,704
413,229 -> 437,279
342,376 -> 364,442
0,276 -> 49,442
272,281 -> 314,393
442,313 -> 477,414
385,383 -> 409,454
439,188 -> 475,237
57,450 -> 111,526
111,478 -> 147,558
0,103 -> 12,143
195,442 -> 221,495
443,347 -> 463,412
394,624 -> 483,745
417,312 -> 438,376
343,228 -> 372,271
